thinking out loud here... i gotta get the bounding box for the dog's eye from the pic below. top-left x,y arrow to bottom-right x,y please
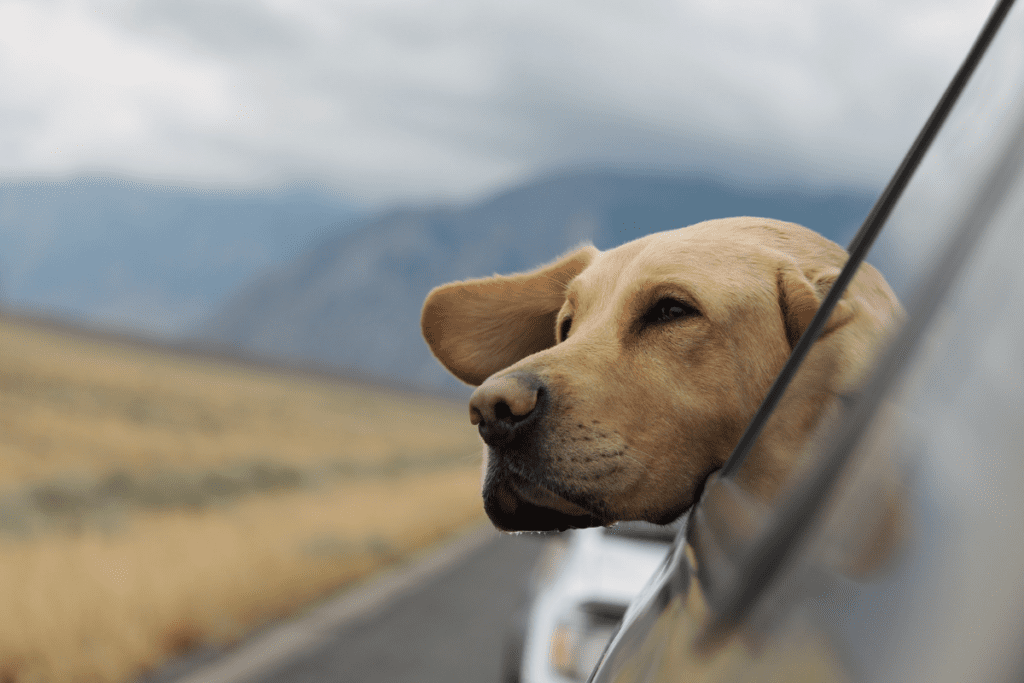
559,317 -> 572,341
643,298 -> 698,326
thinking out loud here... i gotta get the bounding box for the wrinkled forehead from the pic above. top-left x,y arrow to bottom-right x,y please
567,227 -> 774,313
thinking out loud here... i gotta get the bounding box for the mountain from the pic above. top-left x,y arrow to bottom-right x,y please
0,177 -> 362,335
199,171 -> 879,394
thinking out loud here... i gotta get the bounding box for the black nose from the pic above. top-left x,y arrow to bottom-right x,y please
469,373 -> 546,447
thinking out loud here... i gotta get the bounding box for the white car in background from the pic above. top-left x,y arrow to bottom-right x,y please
503,521 -> 680,683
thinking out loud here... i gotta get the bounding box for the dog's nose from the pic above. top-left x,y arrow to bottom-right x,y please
469,373 -> 545,446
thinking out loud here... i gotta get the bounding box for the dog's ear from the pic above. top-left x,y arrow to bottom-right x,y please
777,265 -> 854,348
422,245 -> 599,385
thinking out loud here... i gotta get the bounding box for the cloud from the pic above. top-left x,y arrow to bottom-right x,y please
0,0 -> 996,204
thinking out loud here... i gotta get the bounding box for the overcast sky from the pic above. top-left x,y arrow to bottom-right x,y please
0,0 -> 995,205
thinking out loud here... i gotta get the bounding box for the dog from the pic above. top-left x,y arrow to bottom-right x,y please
421,217 -> 902,532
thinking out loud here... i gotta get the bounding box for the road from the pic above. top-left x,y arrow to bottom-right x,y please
152,526 -> 549,683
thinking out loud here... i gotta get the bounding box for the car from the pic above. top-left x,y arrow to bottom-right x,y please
584,1 -> 1024,681
503,521 -> 680,683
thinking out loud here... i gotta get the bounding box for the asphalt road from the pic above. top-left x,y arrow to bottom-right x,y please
151,527 -> 550,683
252,531 -> 547,683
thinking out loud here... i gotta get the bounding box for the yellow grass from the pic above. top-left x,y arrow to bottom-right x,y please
0,315 -> 486,683
0,471 -> 484,683
0,316 -> 480,484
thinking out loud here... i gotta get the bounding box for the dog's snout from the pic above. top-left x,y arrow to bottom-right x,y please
470,376 -> 538,424
469,373 -> 546,446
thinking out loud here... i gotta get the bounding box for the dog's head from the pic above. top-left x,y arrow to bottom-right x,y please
422,217 -> 901,532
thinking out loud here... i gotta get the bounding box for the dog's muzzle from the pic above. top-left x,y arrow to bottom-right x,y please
471,372 -> 607,531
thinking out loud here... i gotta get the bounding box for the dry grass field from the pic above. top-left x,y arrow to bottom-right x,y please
0,314 -> 485,683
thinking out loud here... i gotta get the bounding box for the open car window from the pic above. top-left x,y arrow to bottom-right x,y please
591,1 -> 1024,681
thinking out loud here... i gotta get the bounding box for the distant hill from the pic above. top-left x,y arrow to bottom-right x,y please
198,171 -> 879,394
0,178 -> 362,335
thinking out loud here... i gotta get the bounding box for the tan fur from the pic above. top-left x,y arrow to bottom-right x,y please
421,217 -> 902,529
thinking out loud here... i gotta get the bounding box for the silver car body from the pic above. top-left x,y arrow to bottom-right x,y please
590,2 -> 1024,681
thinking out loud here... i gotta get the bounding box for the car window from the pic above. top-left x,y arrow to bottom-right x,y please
591,1 -> 1024,681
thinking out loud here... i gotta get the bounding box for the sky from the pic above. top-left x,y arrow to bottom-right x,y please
0,0 -> 997,206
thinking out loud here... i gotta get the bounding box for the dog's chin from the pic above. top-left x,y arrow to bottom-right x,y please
483,477 -> 607,532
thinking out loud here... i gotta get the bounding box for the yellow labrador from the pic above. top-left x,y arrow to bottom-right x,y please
421,217 -> 901,531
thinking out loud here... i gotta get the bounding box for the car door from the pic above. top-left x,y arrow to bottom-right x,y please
590,1 -> 1024,680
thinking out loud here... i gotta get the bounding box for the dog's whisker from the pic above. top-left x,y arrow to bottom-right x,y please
619,449 -> 649,471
